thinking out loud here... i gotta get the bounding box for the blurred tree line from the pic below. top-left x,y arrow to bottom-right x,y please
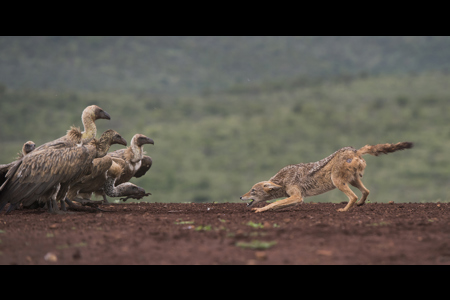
1,36 -> 450,95
1,71 -> 449,204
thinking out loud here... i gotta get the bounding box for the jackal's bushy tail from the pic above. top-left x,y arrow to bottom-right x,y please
356,142 -> 414,156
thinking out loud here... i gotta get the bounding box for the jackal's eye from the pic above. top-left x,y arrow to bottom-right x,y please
251,189 -> 256,193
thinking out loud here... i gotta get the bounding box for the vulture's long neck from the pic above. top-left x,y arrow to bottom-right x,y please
130,139 -> 143,163
95,137 -> 114,158
21,146 -> 28,157
104,177 -> 119,197
80,108 -> 97,145
104,178 -> 135,197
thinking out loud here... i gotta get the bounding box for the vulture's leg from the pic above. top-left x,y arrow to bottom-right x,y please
5,203 -> 18,214
51,199 -> 59,212
102,194 -> 110,204
49,195 -> 66,214
0,202 -> 7,213
60,198 -> 67,211
47,199 -> 54,213
51,185 -> 70,214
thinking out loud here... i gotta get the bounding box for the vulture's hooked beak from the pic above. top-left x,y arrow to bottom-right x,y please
138,136 -> 154,146
99,110 -> 111,120
117,136 -> 127,146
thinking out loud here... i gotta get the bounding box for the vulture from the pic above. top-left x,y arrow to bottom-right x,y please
34,105 -> 111,151
0,141 -> 35,189
0,129 -> 126,214
18,141 -> 36,159
95,134 -> 154,203
66,158 -> 150,210
102,160 -> 150,201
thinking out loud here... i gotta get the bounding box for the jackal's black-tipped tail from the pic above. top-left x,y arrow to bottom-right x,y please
357,142 -> 413,156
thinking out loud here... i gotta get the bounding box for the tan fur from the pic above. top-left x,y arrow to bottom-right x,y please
240,142 -> 413,213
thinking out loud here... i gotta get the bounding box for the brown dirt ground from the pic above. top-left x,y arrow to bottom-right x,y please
1,201 -> 449,265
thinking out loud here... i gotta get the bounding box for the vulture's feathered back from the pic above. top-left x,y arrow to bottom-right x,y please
0,145 -> 92,211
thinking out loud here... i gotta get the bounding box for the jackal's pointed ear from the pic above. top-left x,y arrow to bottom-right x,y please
263,182 -> 282,191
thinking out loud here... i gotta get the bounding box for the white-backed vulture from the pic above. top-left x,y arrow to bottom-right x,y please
34,105 -> 111,151
96,134 -> 154,203
108,134 -> 154,184
0,129 -> 126,214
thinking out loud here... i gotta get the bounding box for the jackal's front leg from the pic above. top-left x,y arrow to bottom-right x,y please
252,186 -> 303,213
332,177 -> 358,212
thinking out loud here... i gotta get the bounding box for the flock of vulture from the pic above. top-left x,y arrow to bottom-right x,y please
0,105 -> 154,214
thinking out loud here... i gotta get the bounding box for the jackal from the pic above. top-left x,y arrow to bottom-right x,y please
240,142 -> 413,213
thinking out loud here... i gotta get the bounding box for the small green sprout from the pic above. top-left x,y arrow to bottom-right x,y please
195,225 -> 212,231
246,221 -> 264,228
174,220 -> 195,225
236,240 -> 277,250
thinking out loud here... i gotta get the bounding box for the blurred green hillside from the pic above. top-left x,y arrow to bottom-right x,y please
0,37 -> 449,204
1,36 -> 450,95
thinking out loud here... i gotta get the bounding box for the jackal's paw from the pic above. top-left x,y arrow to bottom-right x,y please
251,207 -> 265,213
337,208 -> 348,212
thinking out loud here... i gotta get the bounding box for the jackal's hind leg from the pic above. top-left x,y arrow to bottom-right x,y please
350,176 -> 370,206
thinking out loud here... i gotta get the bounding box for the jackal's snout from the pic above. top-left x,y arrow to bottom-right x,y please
240,186 -> 257,207
241,181 -> 283,208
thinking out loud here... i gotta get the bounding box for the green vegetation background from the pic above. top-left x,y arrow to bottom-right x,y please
0,37 -> 449,204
